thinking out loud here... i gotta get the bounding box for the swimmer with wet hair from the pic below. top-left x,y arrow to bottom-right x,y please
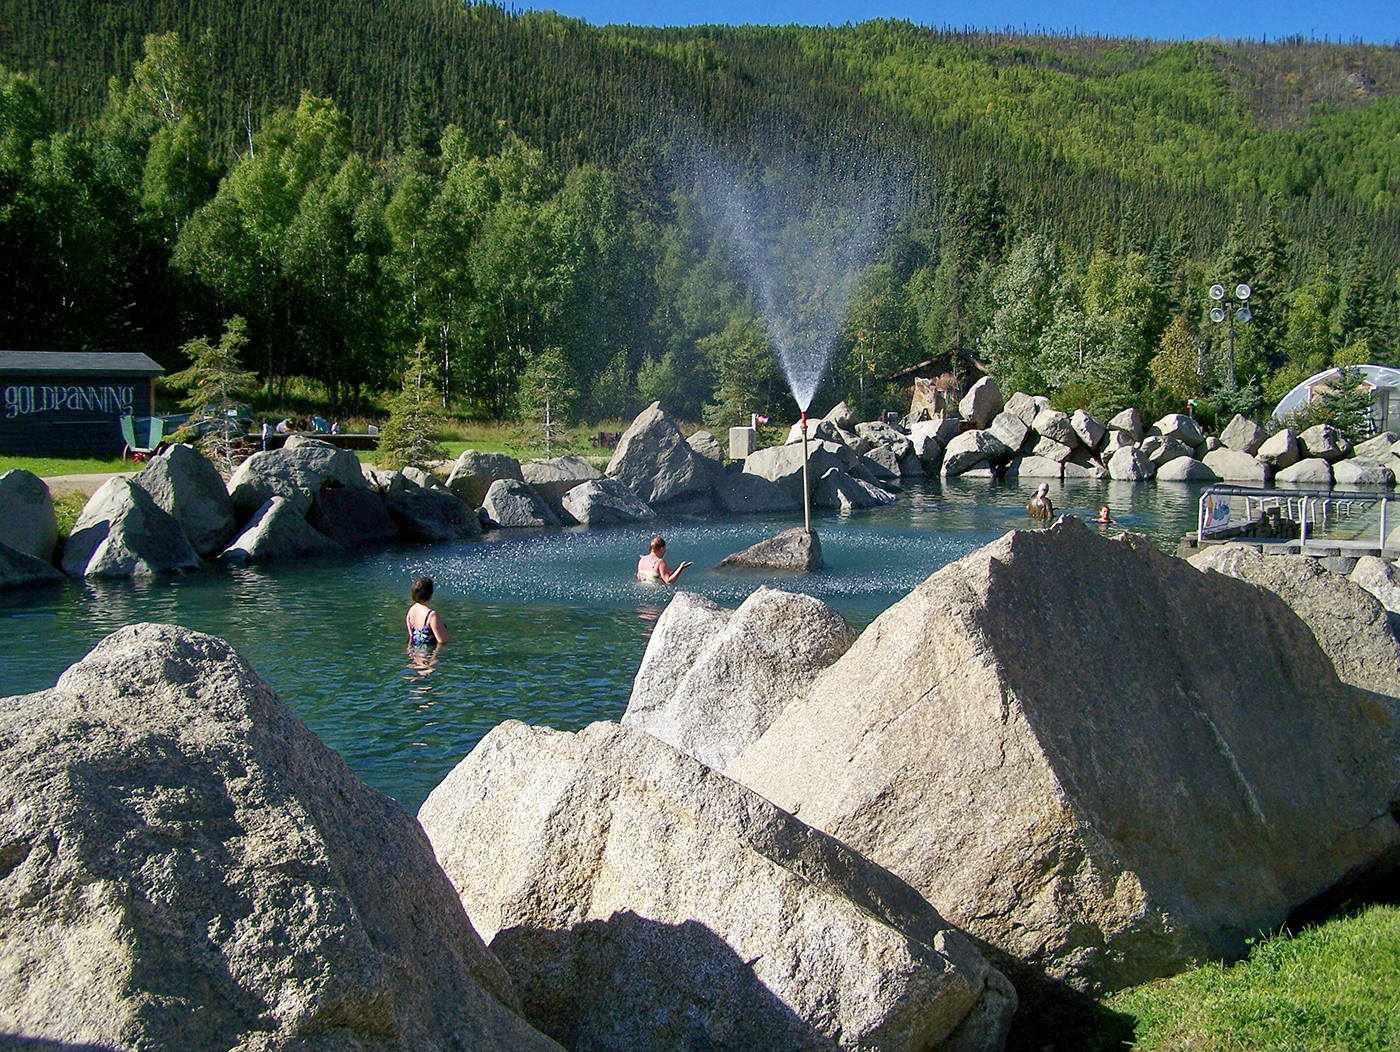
636,535 -> 691,585
1027,483 -> 1054,522
406,576 -> 449,646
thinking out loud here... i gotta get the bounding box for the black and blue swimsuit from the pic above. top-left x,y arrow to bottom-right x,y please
410,616 -> 438,647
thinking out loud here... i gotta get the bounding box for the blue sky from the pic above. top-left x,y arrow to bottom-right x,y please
520,1 -> 1400,43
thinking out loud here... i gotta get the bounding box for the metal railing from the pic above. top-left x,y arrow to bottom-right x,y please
1197,484 -> 1391,551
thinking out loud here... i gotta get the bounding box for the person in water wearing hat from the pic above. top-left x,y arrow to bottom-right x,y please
1027,483 -> 1054,522
636,535 -> 691,584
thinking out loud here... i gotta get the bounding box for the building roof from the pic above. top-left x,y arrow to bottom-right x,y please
0,351 -> 166,377
1272,364 -> 1400,422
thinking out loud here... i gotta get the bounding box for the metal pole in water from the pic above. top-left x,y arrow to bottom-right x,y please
801,410 -> 811,533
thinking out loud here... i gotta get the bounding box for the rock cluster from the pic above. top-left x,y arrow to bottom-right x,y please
909,376 -> 1400,489
0,623 -> 562,1051
727,517 -> 1400,993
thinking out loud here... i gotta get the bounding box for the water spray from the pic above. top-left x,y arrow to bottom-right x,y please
800,409 -> 811,533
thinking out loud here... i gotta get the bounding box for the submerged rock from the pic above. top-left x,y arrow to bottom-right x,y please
718,527 -> 823,571
623,586 -> 855,772
419,720 -> 1014,1052
728,518 -> 1400,993
0,624 -> 561,1052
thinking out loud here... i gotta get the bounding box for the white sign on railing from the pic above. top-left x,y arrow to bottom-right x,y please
1202,493 -> 1232,535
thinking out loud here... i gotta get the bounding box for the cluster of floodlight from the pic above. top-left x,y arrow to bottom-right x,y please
1209,283 -> 1253,324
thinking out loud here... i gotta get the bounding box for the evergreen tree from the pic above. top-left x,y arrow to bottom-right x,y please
377,339 -> 447,470
168,316 -> 259,464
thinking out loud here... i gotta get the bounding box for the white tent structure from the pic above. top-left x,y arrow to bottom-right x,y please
1271,364 -> 1400,436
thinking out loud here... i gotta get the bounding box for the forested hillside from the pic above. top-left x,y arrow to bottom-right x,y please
2,0 -> 1398,429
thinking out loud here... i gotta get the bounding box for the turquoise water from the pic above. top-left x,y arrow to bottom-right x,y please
0,476 -> 1207,809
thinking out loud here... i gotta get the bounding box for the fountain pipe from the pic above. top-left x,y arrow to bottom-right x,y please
800,410 -> 811,533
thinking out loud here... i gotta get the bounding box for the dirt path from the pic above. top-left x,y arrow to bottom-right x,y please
43,472 -> 135,497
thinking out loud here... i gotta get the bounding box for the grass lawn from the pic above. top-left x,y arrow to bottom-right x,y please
1106,905 -> 1400,1050
0,455 -> 132,477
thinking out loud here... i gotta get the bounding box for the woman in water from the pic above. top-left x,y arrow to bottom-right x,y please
406,576 -> 450,646
636,536 -> 691,585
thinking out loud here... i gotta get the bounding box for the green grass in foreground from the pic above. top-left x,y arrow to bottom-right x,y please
1107,905 -> 1400,1051
0,455 -> 131,477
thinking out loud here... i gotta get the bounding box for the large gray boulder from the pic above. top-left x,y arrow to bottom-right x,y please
1298,424 -> 1352,462
815,466 -> 897,511
623,586 -> 856,772
1070,409 -> 1107,452
627,592 -> 734,715
1147,435 -> 1194,468
863,442 -> 904,478
307,484 -> 400,548
958,376 -> 1004,428
62,478 -> 203,577
0,469 -> 57,562
855,420 -> 913,459
1275,457 -> 1334,486
1333,459 -> 1395,487
1031,435 -> 1074,463
1106,407 -> 1144,442
446,450 -> 524,508
1220,414 -> 1266,455
1155,456 -> 1219,482
1061,451 -> 1109,480
1107,446 -> 1154,481
0,624 -> 560,1051
1150,413 -> 1205,448
1004,455 -> 1063,479
1031,409 -> 1077,448
715,470 -> 802,515
823,400 -> 857,431
0,541 -> 66,590
1354,433 -> 1399,461
606,402 -> 713,506
1203,448 -> 1271,483
227,440 -> 369,521
718,527 -> 823,572
687,429 -> 726,464
743,442 -> 850,501
1004,391 -> 1038,427
1352,556 -> 1400,617
909,429 -> 944,473
988,411 -> 1030,454
385,484 -> 484,543
560,477 -> 658,526
728,518 -> 1400,993
481,479 -> 561,529
222,495 -> 343,564
1188,545 -> 1400,707
419,720 -> 1013,1052
941,430 -> 1009,477
1100,430 -> 1134,460
521,455 -> 603,502
134,443 -> 238,558
1255,428 -> 1300,470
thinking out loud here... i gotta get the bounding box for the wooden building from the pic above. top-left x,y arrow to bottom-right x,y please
0,351 -> 165,456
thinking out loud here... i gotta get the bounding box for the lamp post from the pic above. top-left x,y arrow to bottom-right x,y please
1209,282 -> 1253,387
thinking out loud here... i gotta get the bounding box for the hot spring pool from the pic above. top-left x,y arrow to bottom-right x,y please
0,476 -> 1208,808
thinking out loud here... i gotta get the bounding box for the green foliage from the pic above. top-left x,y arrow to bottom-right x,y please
701,315 -> 788,433
1301,365 -> 1375,443
1149,315 -> 1202,407
168,316 -> 260,461
1110,905 -> 1400,1050
376,339 -> 447,470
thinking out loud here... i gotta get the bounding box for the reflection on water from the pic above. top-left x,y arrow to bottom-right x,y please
0,476 -> 1210,809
